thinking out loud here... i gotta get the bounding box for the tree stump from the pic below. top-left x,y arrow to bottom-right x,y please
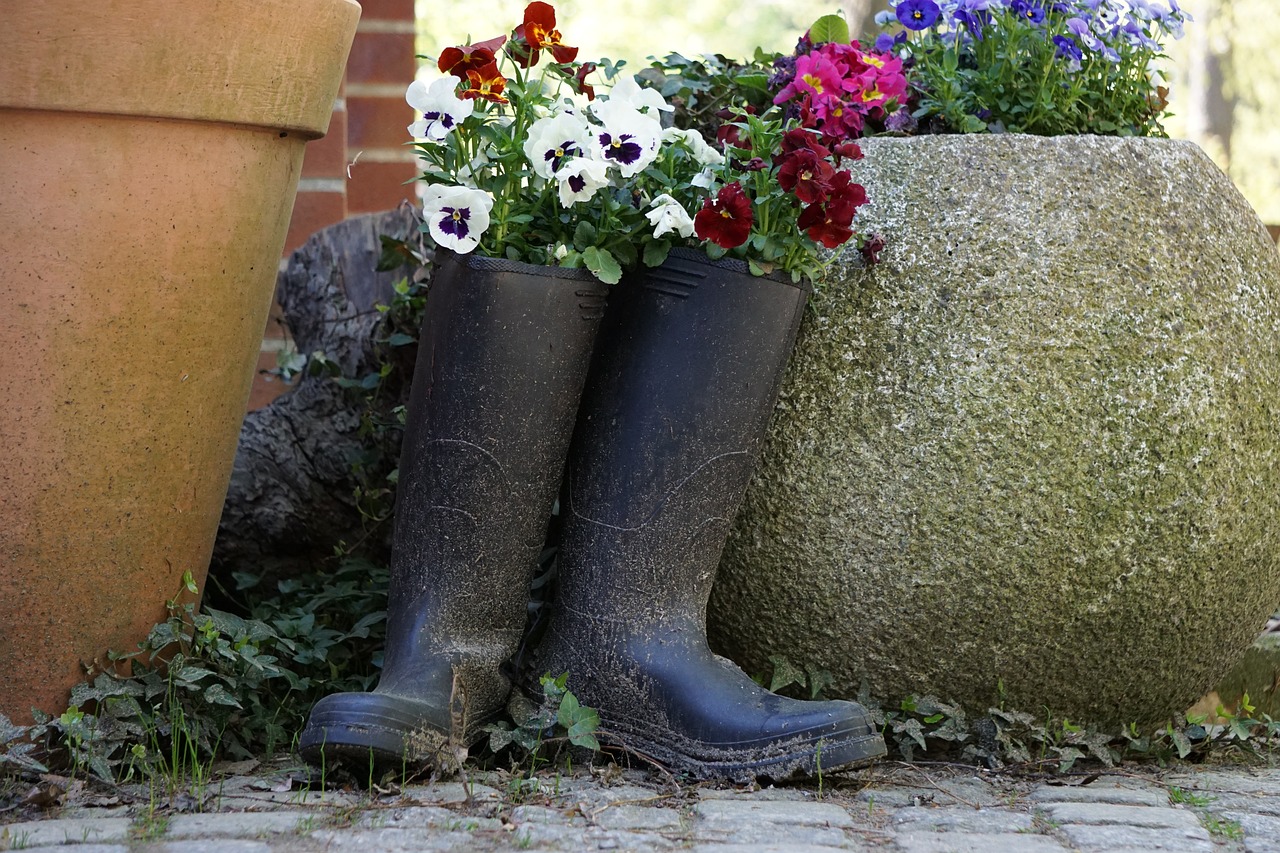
212,207 -> 426,584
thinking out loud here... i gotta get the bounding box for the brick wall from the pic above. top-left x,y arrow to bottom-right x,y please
248,0 -> 419,411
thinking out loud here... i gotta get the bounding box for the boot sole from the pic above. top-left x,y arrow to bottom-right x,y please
598,716 -> 888,784
298,693 -> 498,774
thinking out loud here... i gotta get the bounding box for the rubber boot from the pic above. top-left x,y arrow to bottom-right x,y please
534,249 -> 887,783
299,251 -> 607,771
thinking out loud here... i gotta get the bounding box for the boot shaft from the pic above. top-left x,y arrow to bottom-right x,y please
556,249 -> 809,627
384,252 -> 606,679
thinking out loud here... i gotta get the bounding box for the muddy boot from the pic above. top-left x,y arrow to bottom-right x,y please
299,252 -> 606,772
534,249 -> 887,783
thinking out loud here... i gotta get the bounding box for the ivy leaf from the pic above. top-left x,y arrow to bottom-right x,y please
582,247 -> 622,284
808,14 -> 850,46
768,655 -> 807,693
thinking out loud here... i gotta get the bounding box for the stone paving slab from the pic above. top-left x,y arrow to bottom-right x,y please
894,830 -> 1070,852
4,764 -> 1280,852
1055,822 -> 1215,852
1037,800 -> 1204,829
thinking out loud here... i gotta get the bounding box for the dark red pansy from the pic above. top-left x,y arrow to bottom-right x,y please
778,149 -> 835,204
437,34 -> 507,79
461,61 -> 509,103
694,182 -> 753,249
522,1 -> 578,63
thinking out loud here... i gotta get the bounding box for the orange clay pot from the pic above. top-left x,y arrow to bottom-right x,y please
0,0 -> 360,723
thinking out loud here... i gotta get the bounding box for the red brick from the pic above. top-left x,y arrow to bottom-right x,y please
284,191 -> 348,254
347,32 -> 416,84
301,110 -> 348,178
347,160 -> 418,213
348,95 -> 416,149
354,0 -> 415,19
247,350 -> 298,412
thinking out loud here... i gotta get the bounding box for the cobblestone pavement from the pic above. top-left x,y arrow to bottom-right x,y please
2,760 -> 1278,852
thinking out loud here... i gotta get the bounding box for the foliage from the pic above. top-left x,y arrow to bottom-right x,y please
0,562 -> 388,785
859,682 -> 1280,771
873,0 -> 1192,136
484,673 -> 601,781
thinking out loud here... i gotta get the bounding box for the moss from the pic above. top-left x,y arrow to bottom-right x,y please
712,136 -> 1280,728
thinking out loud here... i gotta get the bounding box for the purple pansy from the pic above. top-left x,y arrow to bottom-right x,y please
896,0 -> 941,30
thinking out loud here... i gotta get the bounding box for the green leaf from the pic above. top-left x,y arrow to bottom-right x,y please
768,655 -> 807,693
386,333 -> 416,347
582,247 -> 622,284
573,221 -> 598,248
643,239 -> 671,268
808,14 -> 850,46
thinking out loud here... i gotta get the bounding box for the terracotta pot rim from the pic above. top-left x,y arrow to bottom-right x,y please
0,0 -> 360,138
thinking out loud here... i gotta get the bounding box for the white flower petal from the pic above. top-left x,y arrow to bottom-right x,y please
421,185 -> 493,253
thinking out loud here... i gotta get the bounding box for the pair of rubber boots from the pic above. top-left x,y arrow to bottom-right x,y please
299,249 -> 886,783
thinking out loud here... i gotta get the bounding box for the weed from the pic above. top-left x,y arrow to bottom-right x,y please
1169,786 -> 1212,807
1200,813 -> 1244,840
130,810 -> 169,842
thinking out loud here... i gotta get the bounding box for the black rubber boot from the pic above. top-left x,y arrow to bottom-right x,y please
535,249 -> 887,783
299,251 -> 606,772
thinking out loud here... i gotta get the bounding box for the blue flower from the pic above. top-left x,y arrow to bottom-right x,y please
952,0 -> 994,38
1053,34 -> 1084,61
896,0 -> 942,30
1011,0 -> 1046,25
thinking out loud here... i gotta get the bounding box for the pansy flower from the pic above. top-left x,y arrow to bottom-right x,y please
1010,0 -> 1047,26
515,1 -> 578,65
437,35 -> 507,79
694,182 -> 753,249
645,194 -> 696,239
554,157 -> 610,207
422,185 -> 493,253
524,111 -> 591,179
896,0 -> 941,30
590,100 -> 662,177
460,61 -> 509,103
406,76 -> 474,142
778,148 -> 836,204
597,74 -> 674,118
662,127 -> 725,167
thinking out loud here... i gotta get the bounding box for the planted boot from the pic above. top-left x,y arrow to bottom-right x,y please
300,252 -> 606,771
535,249 -> 887,782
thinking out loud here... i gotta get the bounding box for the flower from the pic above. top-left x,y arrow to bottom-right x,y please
601,74 -> 673,117
590,100 -> 662,177
871,0 -> 1189,135
422,185 -> 493,253
524,111 -> 591,179
516,1 -> 578,65
461,61 -> 509,103
554,157 -> 610,207
694,182 -> 754,249
662,127 -> 725,167
897,0 -> 941,30
646,194 -> 695,238
437,35 -> 507,79
406,76 -> 474,141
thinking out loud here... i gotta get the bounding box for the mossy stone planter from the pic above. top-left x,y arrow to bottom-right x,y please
710,135 -> 1280,728
0,0 -> 359,723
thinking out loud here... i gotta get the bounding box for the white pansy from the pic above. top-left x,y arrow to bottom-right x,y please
406,77 -> 473,142
645,193 -> 695,239
662,127 -> 725,166
594,74 -> 674,117
555,158 -> 611,207
421,185 -> 493,253
589,100 -> 662,178
523,111 -> 592,180
691,167 -> 717,189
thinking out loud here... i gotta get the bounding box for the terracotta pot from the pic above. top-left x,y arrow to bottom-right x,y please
0,0 -> 360,723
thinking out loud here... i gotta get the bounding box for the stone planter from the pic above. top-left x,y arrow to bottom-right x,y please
710,135 -> 1280,728
0,0 -> 360,723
